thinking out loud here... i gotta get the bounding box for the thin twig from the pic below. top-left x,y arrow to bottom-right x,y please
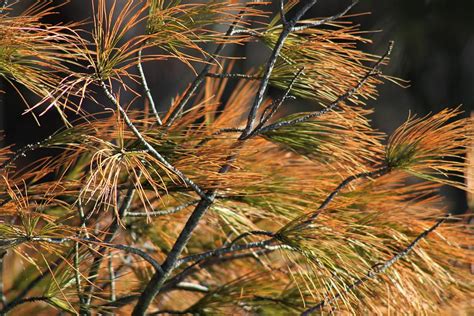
138,49 -> 162,125
165,7 -> 250,127
279,0 -> 287,25
175,239 -> 275,267
74,242 -> 85,310
206,73 -> 260,80
227,230 -> 276,247
12,235 -> 163,276
0,251 -> 5,309
174,282 -> 209,293
126,199 -> 200,217
301,216 -> 450,315
315,166 -> 390,215
292,0 -> 358,32
161,248 -> 278,294
257,41 -> 394,135
149,310 -> 189,315
101,81 -> 209,201
109,253 -> 116,302
195,128 -> 244,148
246,67 -> 304,138
289,166 -> 391,233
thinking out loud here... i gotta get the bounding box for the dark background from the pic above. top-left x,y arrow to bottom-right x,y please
1,0 -> 473,212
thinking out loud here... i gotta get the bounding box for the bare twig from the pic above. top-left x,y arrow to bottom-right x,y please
165,6 -> 250,127
11,235 -> 163,276
246,67 -> 304,138
174,282 -> 209,293
196,128 -> 245,147
84,179 -> 138,307
109,254 -> 116,302
315,166 -> 390,216
241,0 -> 318,138
292,0 -> 358,32
127,199 -> 200,217
0,137 -> 51,171
0,296 -> 50,315
175,239 -> 275,267
257,41 -> 394,135
206,73 -> 260,80
138,49 -> 162,125
227,230 -> 276,247
74,242 -> 86,310
301,216 -> 450,315
162,248 -> 279,294
279,0 -> 287,25
0,251 -> 5,309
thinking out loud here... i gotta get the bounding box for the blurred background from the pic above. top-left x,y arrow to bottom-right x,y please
1,0 -> 473,212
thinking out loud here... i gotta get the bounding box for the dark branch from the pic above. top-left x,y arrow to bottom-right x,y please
126,199 -> 200,217
241,0 -> 319,138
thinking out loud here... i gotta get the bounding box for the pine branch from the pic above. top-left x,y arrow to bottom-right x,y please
15,236 -> 163,276
161,248 -> 277,294
0,251 -> 5,309
292,0 -> 358,32
241,0 -> 319,138
313,166 -> 390,217
227,230 -> 276,247
176,239 -> 275,267
138,49 -> 162,125
246,67 -> 304,138
301,215 -> 450,315
132,5 -> 322,311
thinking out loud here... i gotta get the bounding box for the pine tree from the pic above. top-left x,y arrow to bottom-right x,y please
0,1 -> 472,315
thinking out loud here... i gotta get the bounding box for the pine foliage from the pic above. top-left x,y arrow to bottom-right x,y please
0,1 -> 472,315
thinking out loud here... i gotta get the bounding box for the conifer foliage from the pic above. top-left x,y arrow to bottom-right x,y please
0,0 -> 473,315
